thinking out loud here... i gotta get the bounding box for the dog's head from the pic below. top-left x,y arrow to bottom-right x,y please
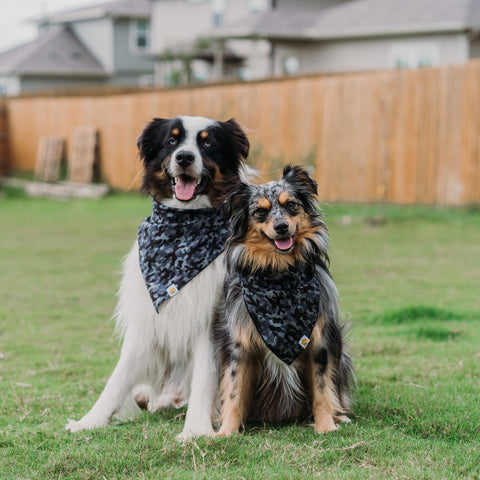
224,165 -> 329,272
137,116 -> 250,208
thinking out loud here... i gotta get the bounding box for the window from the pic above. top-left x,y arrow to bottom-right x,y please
283,56 -> 300,75
211,0 -> 226,27
212,12 -> 223,27
390,42 -> 439,69
0,76 -> 20,96
133,20 -> 150,51
248,0 -> 269,12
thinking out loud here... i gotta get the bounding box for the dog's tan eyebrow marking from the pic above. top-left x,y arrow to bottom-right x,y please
171,128 -> 180,136
278,191 -> 292,205
200,130 -> 209,139
257,197 -> 271,210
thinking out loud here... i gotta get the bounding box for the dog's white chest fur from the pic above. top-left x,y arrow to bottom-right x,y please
116,241 -> 225,362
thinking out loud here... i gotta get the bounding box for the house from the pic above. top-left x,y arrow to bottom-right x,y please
211,0 -> 480,76
0,0 -> 154,96
148,0 -> 273,85
3,0 -> 478,95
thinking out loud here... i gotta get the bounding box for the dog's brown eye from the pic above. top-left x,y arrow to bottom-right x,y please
168,137 -> 176,145
255,208 -> 268,217
286,201 -> 297,209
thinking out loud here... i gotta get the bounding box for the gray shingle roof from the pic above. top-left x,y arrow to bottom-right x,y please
39,0 -> 150,24
0,25 -> 107,77
213,0 -> 480,40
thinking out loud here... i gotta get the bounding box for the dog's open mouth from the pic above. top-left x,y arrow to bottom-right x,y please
273,236 -> 294,252
171,174 -> 206,201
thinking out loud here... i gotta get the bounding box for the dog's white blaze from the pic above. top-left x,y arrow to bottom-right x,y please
169,116 -> 218,179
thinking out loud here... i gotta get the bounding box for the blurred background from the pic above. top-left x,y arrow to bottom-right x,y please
1,0 -> 480,205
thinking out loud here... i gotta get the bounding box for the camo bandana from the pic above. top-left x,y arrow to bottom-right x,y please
238,263 -> 321,365
138,200 -> 230,312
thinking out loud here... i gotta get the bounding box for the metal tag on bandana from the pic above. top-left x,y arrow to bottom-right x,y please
239,263 -> 321,365
138,200 -> 230,312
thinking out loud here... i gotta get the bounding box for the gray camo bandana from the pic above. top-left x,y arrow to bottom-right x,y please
239,263 -> 321,365
138,200 -> 230,312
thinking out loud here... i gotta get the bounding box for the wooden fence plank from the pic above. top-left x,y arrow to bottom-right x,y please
0,99 -> 8,174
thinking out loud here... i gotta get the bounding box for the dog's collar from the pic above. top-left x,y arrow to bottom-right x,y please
239,262 -> 321,365
138,200 -> 229,311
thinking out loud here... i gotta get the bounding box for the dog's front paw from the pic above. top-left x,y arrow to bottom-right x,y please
176,425 -> 214,442
65,419 -> 89,433
314,416 -> 338,434
175,430 -> 193,442
213,428 -> 237,438
334,415 -> 351,424
65,415 -> 109,433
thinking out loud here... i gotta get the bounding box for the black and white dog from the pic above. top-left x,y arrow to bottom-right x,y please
213,166 -> 354,436
66,116 -> 249,439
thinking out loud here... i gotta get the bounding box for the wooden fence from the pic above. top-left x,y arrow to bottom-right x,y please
0,97 -> 8,174
4,61 -> 480,205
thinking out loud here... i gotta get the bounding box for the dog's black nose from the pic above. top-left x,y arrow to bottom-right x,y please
175,151 -> 195,168
274,221 -> 289,235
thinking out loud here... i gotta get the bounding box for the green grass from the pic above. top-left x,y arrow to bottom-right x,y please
1,188 -> 479,479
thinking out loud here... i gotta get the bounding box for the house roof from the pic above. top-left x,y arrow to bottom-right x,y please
38,0 -> 150,25
0,25 -> 107,77
213,0 -> 480,41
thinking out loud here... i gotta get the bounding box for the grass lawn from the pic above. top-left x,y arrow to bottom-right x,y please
1,187 -> 479,479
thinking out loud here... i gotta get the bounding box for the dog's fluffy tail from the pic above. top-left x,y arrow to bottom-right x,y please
335,320 -> 356,414
338,348 -> 356,413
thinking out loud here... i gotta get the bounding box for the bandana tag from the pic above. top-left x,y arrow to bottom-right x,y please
299,335 -> 310,349
166,283 -> 179,297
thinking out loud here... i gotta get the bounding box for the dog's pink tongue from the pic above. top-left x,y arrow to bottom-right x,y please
175,177 -> 196,201
275,236 -> 293,251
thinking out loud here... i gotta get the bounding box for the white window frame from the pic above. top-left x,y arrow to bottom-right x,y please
0,76 -> 21,96
130,19 -> 150,52
248,0 -> 269,13
389,42 -> 440,69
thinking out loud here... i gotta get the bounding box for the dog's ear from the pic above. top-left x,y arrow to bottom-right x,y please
222,181 -> 251,243
282,164 -> 319,214
282,164 -> 318,194
220,118 -> 250,160
137,118 -> 170,163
